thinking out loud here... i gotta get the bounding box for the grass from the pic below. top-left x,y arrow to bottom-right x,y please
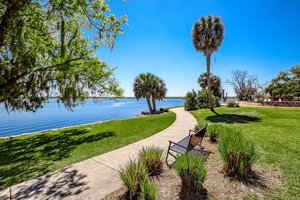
119,159 -> 148,198
0,112 -> 176,189
217,126 -> 257,179
174,153 -> 207,193
163,106 -> 183,112
138,146 -> 164,176
190,106 -> 300,199
140,178 -> 157,200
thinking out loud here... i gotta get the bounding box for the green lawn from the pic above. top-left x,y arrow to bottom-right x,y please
0,112 -> 176,189
190,106 -> 300,199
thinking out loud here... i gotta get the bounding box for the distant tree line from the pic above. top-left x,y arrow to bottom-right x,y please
226,65 -> 300,102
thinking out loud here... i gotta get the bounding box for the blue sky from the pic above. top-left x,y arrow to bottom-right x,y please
97,0 -> 300,97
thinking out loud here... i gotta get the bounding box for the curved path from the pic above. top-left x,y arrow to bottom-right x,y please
0,108 -> 197,200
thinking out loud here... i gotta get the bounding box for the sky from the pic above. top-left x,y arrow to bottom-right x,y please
97,0 -> 300,97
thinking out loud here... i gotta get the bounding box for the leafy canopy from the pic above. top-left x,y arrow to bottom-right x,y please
266,65 -> 300,99
0,0 -> 128,111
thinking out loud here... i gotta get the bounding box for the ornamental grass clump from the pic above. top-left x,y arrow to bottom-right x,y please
140,178 -> 157,200
206,123 -> 229,142
138,146 -> 164,176
174,153 -> 207,193
119,159 -> 148,198
218,127 -> 257,179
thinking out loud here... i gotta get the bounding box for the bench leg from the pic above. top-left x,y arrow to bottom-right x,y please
166,142 -> 172,168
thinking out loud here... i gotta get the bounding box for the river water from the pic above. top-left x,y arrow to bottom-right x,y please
0,98 -> 184,137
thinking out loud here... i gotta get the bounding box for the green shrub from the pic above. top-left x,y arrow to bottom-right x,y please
184,90 -> 198,111
196,89 -> 220,108
184,89 -> 220,111
227,100 -> 239,107
218,127 -> 257,179
119,159 -> 148,198
138,146 -> 164,176
174,153 -> 207,193
140,178 -> 157,200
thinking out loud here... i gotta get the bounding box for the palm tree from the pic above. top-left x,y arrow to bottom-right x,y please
133,73 -> 167,114
151,77 -> 167,111
198,72 -> 222,98
133,73 -> 157,113
192,15 -> 224,110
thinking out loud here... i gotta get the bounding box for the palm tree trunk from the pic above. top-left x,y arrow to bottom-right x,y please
152,97 -> 156,113
206,54 -> 213,110
146,97 -> 153,114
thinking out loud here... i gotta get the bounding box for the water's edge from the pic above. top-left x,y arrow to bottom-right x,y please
0,99 -> 184,137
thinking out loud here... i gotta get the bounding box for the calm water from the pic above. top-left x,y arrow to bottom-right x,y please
0,98 -> 184,137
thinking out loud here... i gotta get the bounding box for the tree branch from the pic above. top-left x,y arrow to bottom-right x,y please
0,57 -> 85,88
0,0 -> 31,46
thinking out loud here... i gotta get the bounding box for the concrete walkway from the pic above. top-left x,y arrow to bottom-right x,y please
0,108 -> 197,200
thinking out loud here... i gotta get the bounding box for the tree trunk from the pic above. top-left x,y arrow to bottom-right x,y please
152,97 -> 156,113
146,97 -> 153,114
206,54 -> 213,110
60,14 -> 66,59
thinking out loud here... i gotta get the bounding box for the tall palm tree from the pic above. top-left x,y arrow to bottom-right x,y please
133,73 -> 157,113
192,15 -> 224,110
151,77 -> 167,111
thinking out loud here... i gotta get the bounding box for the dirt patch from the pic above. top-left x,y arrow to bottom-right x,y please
103,138 -> 283,200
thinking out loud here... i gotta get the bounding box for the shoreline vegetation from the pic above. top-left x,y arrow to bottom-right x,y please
0,111 -> 176,189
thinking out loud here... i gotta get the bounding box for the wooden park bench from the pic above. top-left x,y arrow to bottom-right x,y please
165,124 -> 207,167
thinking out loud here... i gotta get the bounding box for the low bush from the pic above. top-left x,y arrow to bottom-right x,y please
184,90 -> 198,111
227,100 -> 239,108
174,153 -> 207,193
218,127 -> 257,179
184,89 -> 220,111
140,178 -> 157,200
196,89 -> 220,109
119,159 -> 148,198
138,146 -> 164,176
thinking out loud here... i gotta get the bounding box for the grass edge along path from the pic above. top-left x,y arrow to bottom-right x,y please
0,112 -> 176,190
190,106 -> 300,199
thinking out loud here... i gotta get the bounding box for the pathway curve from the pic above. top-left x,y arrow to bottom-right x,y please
0,107 -> 197,200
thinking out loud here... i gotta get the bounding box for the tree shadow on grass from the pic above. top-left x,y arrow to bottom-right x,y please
206,114 -> 261,124
0,129 -> 116,189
